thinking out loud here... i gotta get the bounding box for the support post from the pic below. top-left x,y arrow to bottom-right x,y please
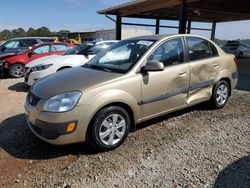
187,20 -> 191,34
155,18 -> 160,34
178,0 -> 188,34
116,15 -> 122,40
211,21 -> 216,41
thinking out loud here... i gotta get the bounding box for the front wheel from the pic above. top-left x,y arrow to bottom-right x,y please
87,106 -> 131,151
209,80 -> 230,109
9,63 -> 25,78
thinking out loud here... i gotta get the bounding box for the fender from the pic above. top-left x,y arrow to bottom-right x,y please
83,89 -> 141,126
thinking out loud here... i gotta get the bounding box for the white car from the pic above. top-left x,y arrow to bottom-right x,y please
24,40 -> 118,85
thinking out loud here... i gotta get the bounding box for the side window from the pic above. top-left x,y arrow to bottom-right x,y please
187,37 -> 212,61
19,39 -> 37,47
33,45 -> 50,54
148,38 -> 184,67
209,42 -> 218,57
51,44 -> 69,52
5,40 -> 20,48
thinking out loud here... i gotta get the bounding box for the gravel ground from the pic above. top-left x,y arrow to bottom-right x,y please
0,59 -> 250,188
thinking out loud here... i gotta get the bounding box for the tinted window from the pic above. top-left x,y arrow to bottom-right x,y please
33,45 -> 50,54
5,40 -> 19,48
210,43 -> 218,56
148,38 -> 184,67
187,37 -> 212,61
40,38 -> 54,42
64,43 -> 93,55
51,44 -> 69,52
19,39 -> 37,47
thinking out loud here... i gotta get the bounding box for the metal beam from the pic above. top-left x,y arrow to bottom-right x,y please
155,19 -> 160,34
211,21 -> 216,41
178,0 -> 188,34
116,15 -> 122,40
187,20 -> 191,34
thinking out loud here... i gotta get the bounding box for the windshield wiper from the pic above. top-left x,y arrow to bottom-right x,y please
83,64 -> 111,72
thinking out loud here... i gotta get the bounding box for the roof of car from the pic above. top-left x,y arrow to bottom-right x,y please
126,34 -> 173,41
9,37 -> 53,40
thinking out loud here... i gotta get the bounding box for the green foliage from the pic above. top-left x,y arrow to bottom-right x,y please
0,27 -> 53,41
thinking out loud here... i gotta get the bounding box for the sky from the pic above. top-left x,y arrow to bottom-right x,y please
0,0 -> 250,40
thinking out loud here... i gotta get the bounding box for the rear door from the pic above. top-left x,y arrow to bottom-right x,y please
185,37 -> 220,105
141,37 -> 190,120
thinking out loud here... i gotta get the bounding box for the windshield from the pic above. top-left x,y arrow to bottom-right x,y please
84,39 -> 155,73
64,42 -> 94,55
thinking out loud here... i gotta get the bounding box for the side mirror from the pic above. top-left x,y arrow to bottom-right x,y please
27,52 -> 33,58
142,61 -> 164,72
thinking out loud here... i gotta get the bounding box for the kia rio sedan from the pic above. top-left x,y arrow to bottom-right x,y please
25,34 -> 238,151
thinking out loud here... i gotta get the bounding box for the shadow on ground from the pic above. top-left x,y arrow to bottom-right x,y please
0,103 -> 209,160
236,74 -> 250,92
8,82 -> 30,92
0,114 -> 97,160
214,155 -> 250,188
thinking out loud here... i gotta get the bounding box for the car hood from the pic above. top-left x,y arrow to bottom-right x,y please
25,54 -> 87,68
32,67 -> 122,99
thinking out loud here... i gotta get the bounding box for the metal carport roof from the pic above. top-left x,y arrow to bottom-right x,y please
98,0 -> 250,40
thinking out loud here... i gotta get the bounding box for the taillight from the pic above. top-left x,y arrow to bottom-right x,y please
233,57 -> 238,65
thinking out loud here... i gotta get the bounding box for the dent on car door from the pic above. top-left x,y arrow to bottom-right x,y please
186,37 -> 220,105
141,38 -> 190,120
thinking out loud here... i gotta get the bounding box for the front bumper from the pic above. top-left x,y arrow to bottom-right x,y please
25,92 -> 91,145
24,67 -> 54,86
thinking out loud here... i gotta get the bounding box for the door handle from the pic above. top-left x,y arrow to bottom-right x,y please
213,63 -> 220,68
179,71 -> 187,76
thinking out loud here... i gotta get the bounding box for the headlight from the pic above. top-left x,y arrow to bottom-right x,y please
31,64 -> 52,72
43,91 -> 82,112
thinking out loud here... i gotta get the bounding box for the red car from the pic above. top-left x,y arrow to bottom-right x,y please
2,42 -> 74,78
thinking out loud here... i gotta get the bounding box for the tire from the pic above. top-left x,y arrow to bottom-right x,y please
87,106 -> 131,151
209,80 -> 230,109
9,63 -> 25,78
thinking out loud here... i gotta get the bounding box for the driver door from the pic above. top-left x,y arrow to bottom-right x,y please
141,37 -> 190,120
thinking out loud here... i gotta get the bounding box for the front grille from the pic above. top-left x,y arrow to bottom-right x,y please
27,91 -> 40,106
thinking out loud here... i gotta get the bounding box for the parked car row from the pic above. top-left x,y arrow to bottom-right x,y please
222,40 -> 250,58
24,40 -> 117,85
1,42 -> 74,78
24,34 -> 238,151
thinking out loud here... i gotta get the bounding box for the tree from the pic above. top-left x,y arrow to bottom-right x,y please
1,30 -> 12,40
27,27 -> 36,36
36,27 -> 51,36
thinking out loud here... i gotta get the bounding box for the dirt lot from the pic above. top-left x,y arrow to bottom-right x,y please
0,59 -> 250,188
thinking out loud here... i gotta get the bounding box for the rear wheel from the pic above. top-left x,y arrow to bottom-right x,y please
87,106 -> 131,151
209,80 -> 229,109
9,63 -> 25,78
